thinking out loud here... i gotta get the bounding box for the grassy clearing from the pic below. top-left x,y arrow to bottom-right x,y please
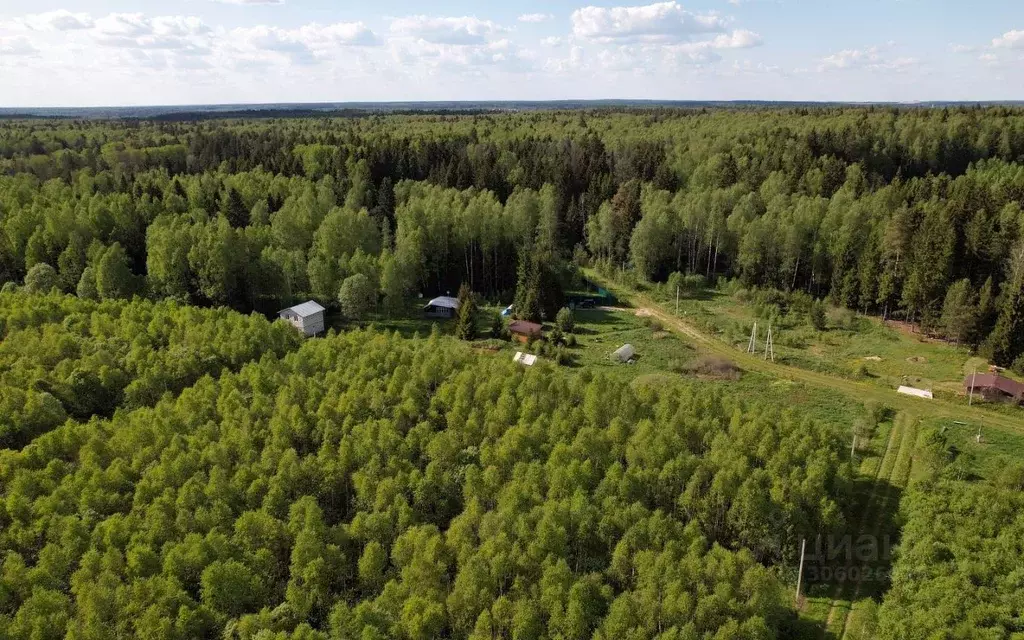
586,271 -> 1024,434
567,307 -> 696,373
641,279 -> 1022,403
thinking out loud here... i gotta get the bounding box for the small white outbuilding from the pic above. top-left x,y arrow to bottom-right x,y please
897,385 -> 933,400
279,300 -> 326,337
513,351 -> 537,366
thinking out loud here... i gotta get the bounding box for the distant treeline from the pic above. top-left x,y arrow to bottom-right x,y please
2,106 -> 1024,365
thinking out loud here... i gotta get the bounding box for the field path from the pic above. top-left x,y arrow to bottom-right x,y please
820,421 -> 901,632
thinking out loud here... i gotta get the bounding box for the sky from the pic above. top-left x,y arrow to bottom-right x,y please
0,0 -> 1022,107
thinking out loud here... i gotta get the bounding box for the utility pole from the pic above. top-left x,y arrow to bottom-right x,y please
795,538 -> 807,604
764,324 -> 775,362
968,367 -> 977,406
675,285 -> 680,315
851,434 -> 857,460
747,322 -> 758,354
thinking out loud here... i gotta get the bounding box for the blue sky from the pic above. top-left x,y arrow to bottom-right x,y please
1,0 -> 1022,106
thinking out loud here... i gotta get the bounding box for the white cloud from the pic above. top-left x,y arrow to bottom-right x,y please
710,29 -> 761,48
296,22 -> 382,47
228,21 -> 381,66
0,35 -> 37,56
950,44 -> 976,54
390,16 -> 506,45
518,13 -> 553,23
213,0 -> 285,4
90,15 -> 213,55
993,30 -> 1024,49
541,36 -> 563,46
94,13 -> 153,37
18,10 -> 93,31
730,59 -> 781,74
818,46 -> 918,72
544,25 -> 756,78
571,1 -> 728,43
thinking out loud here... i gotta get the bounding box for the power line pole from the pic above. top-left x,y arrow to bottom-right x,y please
747,322 -> 758,354
675,285 -> 680,316
764,324 -> 775,362
968,367 -> 977,406
795,538 -> 807,604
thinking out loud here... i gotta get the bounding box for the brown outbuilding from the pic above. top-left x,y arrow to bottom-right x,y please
964,373 -> 1024,404
508,320 -> 543,343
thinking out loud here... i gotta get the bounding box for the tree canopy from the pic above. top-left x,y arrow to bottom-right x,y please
0,317 -> 854,639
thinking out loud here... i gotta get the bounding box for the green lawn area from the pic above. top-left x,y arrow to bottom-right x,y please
644,282 -> 1018,402
915,413 -> 1024,480
566,307 -> 696,373
325,297 -> 497,339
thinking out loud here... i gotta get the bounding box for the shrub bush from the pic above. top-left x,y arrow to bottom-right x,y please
555,307 -> 575,334
679,355 -> 741,380
809,301 -> 827,331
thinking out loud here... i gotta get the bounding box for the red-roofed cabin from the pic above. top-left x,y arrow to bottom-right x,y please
508,320 -> 543,344
964,373 -> 1024,404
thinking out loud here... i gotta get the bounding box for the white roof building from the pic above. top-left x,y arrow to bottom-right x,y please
513,351 -> 537,366
423,296 -> 460,318
279,300 -> 326,337
897,385 -> 933,400
427,296 -> 459,309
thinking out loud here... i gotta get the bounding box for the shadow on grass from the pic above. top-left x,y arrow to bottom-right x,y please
797,471 -> 903,639
573,308 -> 628,331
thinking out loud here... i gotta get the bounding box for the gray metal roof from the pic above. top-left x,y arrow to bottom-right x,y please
281,300 -> 326,317
426,296 -> 460,309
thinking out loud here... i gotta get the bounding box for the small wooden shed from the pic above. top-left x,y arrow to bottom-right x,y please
279,300 -> 326,337
508,320 -> 543,344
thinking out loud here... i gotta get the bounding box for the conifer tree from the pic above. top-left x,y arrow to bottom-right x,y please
454,283 -> 477,340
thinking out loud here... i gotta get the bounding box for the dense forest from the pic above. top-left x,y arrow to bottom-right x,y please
0,315 -> 854,639
0,291 -> 301,449
2,107 -> 1024,366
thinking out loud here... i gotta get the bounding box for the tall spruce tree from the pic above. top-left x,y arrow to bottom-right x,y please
221,187 -> 248,229
454,283 -> 477,340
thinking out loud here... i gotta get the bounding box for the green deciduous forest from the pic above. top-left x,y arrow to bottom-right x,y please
2,107 -> 1024,639
0,291 -> 300,449
1,328 -> 853,639
878,465 -> 1024,638
3,107 -> 1024,362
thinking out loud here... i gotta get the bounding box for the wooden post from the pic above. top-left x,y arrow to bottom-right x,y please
968,368 -> 976,406
851,434 -> 857,460
676,285 -> 680,316
795,538 -> 807,604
